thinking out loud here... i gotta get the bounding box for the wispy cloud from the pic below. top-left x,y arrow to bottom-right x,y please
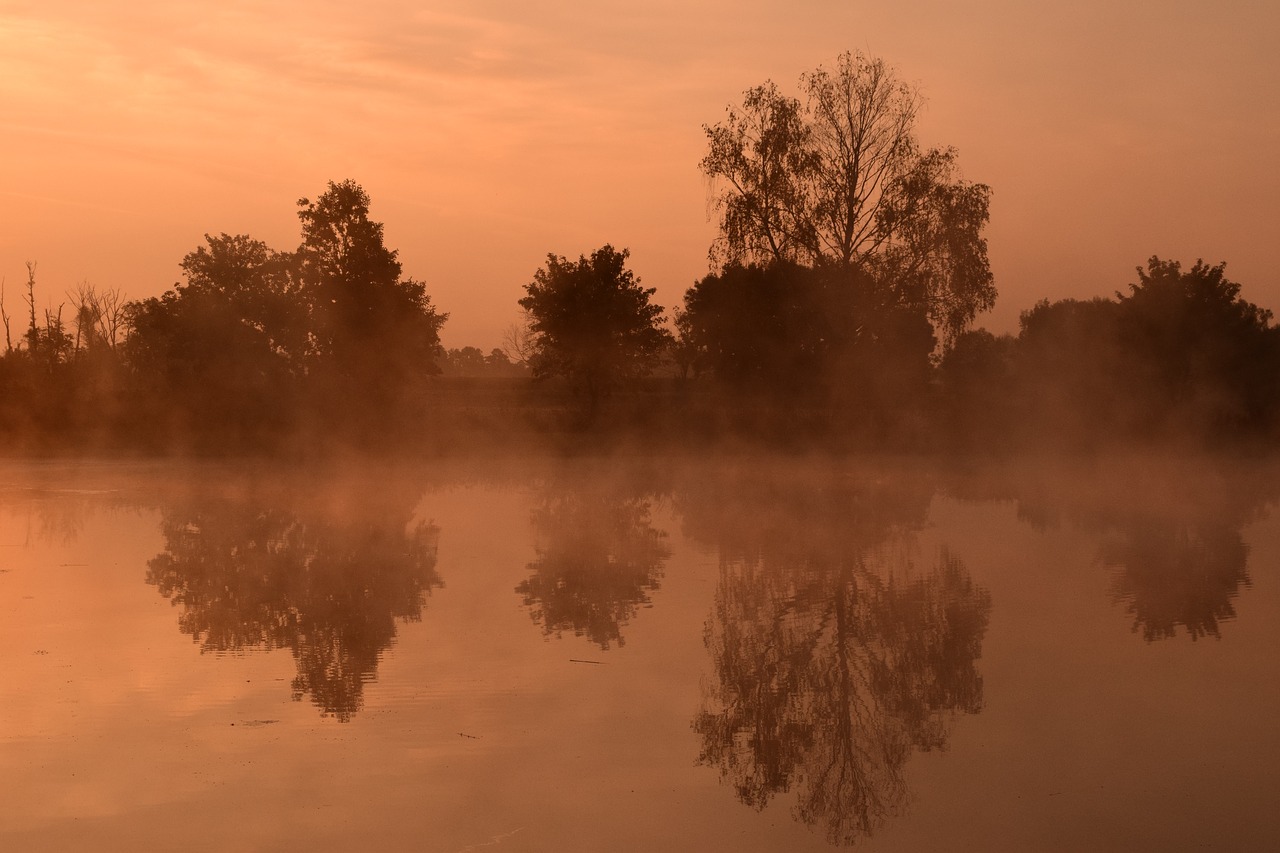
2,0 -> 1276,346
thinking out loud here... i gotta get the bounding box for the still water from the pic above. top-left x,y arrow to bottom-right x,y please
1,455 -> 1278,852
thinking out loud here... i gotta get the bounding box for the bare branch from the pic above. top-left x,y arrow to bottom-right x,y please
501,308 -> 535,365
0,277 -> 11,354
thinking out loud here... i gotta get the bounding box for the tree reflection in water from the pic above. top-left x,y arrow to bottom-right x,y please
147,475 -> 440,720
950,459 -> 1272,642
516,485 -> 669,649
683,468 -> 991,845
1099,519 -> 1250,641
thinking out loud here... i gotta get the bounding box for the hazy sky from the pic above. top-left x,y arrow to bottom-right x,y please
2,0 -> 1277,348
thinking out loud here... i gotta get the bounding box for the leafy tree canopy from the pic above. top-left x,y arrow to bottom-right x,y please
123,181 -> 447,442
518,245 -> 670,403
680,262 -> 935,414
702,51 -> 994,343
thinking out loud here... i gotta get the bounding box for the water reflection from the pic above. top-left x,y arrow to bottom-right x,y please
0,476 -> 142,547
147,475 -> 440,720
1099,518 -> 1251,641
515,484 -> 669,649
682,467 -> 991,845
949,459 -> 1274,642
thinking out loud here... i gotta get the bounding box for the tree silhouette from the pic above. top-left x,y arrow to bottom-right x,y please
518,245 -> 670,415
146,477 -> 441,721
679,466 -> 990,844
0,265 -> 129,448
295,181 -> 447,401
680,262 -> 836,394
936,328 -> 1019,447
439,346 -> 528,377
1115,257 -> 1280,437
702,51 -> 993,344
515,485 -> 669,649
680,262 -> 935,421
124,234 -> 300,445
1010,296 -> 1129,446
950,258 -> 1280,449
121,181 -> 447,448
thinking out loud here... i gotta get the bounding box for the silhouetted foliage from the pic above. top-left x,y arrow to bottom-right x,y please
295,181 -> 447,415
439,346 -> 529,378
9,168 -> 1280,455
124,235 -> 300,445
680,262 -> 934,433
936,329 -> 1018,446
518,245 -> 670,412
936,258 -> 1280,449
0,266 -> 128,448
1013,296 -> 1128,445
681,262 -> 834,394
515,484 -> 669,649
685,52 -> 982,435
120,181 -> 447,449
146,474 -> 441,720
1116,258 -> 1280,437
702,51 -> 994,344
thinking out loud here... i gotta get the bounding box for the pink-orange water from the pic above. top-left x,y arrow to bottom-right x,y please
1,456 -> 1277,852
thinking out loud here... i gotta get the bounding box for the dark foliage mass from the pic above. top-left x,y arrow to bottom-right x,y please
670,51 -> 986,443
293,183 -> 447,418
125,235 -> 301,446
941,258 -> 1280,449
438,346 -> 528,378
518,245 -> 670,415
127,180 -> 447,447
1,181 -> 448,453
679,261 -> 935,436
2,53 -> 1279,454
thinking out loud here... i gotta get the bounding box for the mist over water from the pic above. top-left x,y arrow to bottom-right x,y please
2,453 -> 1277,851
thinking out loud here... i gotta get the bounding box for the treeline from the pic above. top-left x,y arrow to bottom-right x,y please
2,181 -> 447,452
2,51 -> 1278,454
941,259 -> 1280,450
5,196 -> 1276,454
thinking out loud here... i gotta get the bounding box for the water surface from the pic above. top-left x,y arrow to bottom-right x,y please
2,456 -> 1277,851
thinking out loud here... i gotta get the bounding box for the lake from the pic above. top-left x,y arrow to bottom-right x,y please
2,454 -> 1278,852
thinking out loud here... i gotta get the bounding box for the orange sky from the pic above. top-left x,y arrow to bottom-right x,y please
2,1 -> 1277,349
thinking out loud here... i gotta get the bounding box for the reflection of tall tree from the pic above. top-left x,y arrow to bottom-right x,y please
681,467 -> 990,845
147,479 -> 440,720
1099,519 -> 1250,641
515,489 -> 669,650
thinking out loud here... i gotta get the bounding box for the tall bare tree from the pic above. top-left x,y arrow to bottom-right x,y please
1,277 -> 12,354
24,261 -> 38,351
69,282 -> 127,354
